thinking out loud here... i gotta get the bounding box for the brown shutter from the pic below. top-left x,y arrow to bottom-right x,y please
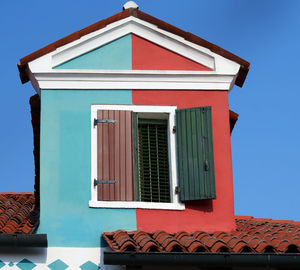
97,110 -> 134,201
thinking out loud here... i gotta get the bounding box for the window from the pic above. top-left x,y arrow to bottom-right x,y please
90,105 -> 215,210
135,118 -> 170,203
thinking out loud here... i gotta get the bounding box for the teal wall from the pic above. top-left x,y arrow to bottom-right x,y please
38,90 -> 136,247
38,34 -> 136,247
55,34 -> 131,69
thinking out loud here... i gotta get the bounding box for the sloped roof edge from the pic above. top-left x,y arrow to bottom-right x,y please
18,8 -> 249,87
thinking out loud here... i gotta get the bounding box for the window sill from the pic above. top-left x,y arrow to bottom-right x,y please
89,200 -> 185,210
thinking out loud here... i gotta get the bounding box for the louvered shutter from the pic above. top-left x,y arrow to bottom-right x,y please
134,118 -> 170,203
96,110 -> 134,201
176,107 -> 216,201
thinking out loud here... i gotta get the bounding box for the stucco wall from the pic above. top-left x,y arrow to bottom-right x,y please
38,90 -> 136,247
38,33 -> 235,249
133,90 -> 235,232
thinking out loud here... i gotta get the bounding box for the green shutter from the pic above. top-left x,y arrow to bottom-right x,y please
176,107 -> 216,201
134,118 -> 170,203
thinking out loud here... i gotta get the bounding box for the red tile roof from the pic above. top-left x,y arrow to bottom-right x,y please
0,193 -> 39,234
18,8 -> 249,87
103,216 -> 300,254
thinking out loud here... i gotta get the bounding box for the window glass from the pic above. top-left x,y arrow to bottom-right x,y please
136,118 -> 170,203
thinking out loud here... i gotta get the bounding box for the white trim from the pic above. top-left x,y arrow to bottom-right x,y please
91,104 -> 185,210
35,69 -> 237,76
33,69 -> 237,91
38,81 -> 231,90
27,69 -> 40,95
89,200 -> 185,210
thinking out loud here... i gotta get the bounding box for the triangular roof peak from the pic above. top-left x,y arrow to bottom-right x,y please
18,4 -> 249,88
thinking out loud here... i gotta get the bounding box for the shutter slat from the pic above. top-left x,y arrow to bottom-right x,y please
97,109 -> 134,201
202,109 -> 209,197
176,107 -> 216,201
191,109 -> 199,199
206,108 -> 216,197
133,113 -> 140,201
196,109 -> 205,199
179,110 -> 189,200
108,110 -> 115,200
102,110 -> 109,200
125,111 -> 133,200
97,110 -> 103,200
119,111 -> 126,200
114,111 -> 120,201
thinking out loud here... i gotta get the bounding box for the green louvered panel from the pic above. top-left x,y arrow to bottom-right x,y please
135,119 -> 170,203
176,107 -> 216,201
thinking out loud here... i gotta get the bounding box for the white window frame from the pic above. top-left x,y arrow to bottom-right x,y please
90,104 -> 185,210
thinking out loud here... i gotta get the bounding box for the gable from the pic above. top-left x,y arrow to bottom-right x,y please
19,8 -> 249,87
132,34 -> 211,71
55,34 -> 132,70
54,33 -> 212,71
23,16 -> 244,92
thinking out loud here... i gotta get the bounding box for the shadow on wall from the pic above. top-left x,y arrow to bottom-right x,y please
0,247 -> 47,267
186,200 -> 213,212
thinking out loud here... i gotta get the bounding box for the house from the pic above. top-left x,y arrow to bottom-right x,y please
0,1 -> 300,269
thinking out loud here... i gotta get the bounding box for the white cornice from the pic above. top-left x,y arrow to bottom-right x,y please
32,69 -> 238,91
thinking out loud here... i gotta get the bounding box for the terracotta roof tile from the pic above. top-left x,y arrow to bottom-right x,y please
0,193 -> 39,234
153,231 -> 186,252
103,216 -> 300,254
133,231 -> 162,252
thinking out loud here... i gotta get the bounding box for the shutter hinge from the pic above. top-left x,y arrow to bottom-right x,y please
175,186 -> 181,194
94,118 -> 117,127
172,126 -> 176,133
204,160 -> 209,171
94,179 -> 117,186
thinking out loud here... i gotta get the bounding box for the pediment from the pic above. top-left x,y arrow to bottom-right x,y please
26,16 -> 242,92
51,16 -> 215,70
29,17 -> 240,74
54,33 -> 212,72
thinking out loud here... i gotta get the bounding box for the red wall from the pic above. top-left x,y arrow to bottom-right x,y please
132,34 -> 235,233
132,35 -> 211,71
132,91 -> 236,232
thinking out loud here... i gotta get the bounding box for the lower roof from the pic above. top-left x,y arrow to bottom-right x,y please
0,193 -> 39,234
2,193 -> 299,254
103,216 -> 300,254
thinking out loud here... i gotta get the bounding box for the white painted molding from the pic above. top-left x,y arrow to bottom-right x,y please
90,105 -> 183,210
27,69 -> 41,95
33,69 -> 238,90
89,200 -> 185,210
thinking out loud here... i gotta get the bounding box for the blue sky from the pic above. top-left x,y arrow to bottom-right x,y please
1,0 -> 300,221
